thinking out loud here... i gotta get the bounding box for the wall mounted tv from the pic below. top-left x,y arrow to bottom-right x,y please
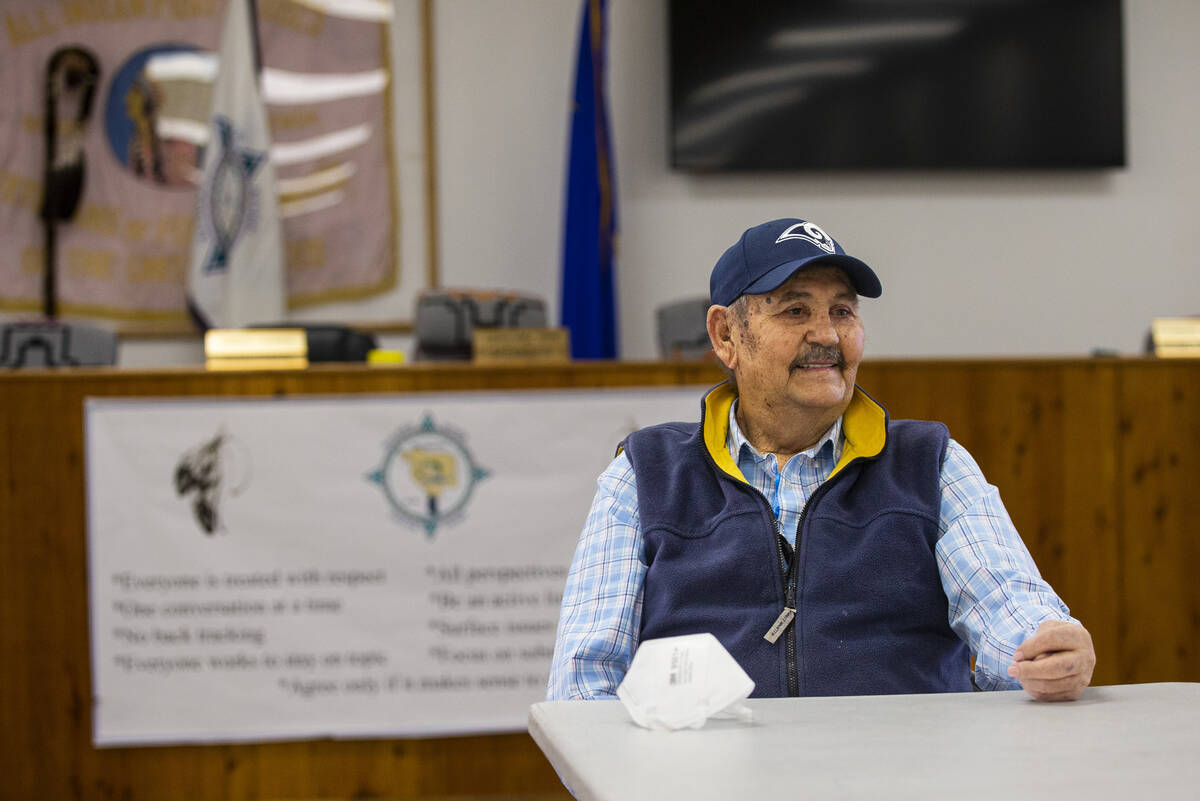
669,0 -> 1126,170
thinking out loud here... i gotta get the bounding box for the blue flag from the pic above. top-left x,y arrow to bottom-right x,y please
560,0 -> 617,359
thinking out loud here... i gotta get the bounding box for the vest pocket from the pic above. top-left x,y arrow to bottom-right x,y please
645,509 -> 765,540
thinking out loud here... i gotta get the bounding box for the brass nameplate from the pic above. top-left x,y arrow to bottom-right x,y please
204,328 -> 308,370
472,327 -> 570,364
1151,317 -> 1200,359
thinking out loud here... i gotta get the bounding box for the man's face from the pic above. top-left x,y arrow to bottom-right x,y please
711,266 -> 865,419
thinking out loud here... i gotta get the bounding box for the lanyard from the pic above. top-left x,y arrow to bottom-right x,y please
771,467 -> 783,535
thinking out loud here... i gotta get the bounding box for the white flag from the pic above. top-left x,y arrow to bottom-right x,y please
187,0 -> 284,329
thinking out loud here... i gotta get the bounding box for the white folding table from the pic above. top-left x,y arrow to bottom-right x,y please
529,682 -> 1200,801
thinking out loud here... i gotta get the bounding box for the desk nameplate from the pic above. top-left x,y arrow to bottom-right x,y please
472,327 -> 570,364
1151,317 -> 1200,358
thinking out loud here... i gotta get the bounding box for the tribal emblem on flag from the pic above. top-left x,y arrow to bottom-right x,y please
196,115 -> 269,274
367,414 -> 490,537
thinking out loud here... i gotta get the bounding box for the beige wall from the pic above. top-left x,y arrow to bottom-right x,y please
121,0 -> 1200,364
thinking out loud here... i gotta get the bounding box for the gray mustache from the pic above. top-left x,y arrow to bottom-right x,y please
791,346 -> 843,368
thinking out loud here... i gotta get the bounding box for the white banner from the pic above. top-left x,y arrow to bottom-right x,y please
85,387 -> 703,746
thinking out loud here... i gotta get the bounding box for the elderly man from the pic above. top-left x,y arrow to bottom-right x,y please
549,217 -> 1095,702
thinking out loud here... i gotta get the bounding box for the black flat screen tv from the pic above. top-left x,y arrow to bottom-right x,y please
669,0 -> 1126,170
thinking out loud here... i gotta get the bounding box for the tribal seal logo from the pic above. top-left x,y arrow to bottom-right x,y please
195,115 -> 268,273
104,44 -> 205,189
173,429 -> 252,535
367,414 -> 490,537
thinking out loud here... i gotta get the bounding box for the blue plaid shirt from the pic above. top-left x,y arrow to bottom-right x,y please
548,403 -> 1074,700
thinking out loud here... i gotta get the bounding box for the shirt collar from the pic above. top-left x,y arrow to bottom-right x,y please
727,399 -> 843,468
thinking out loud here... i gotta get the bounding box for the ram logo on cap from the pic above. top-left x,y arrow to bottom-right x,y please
775,221 -> 837,254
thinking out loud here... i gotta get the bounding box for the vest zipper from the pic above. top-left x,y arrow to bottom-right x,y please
730,457 -> 843,696
784,467 -> 861,696
784,447 -> 885,696
784,503 -> 806,696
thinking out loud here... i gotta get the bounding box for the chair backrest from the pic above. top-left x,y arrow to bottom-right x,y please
656,297 -> 712,360
0,322 -> 117,367
413,290 -> 547,361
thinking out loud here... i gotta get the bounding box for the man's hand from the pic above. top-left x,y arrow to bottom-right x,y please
1008,620 -> 1095,701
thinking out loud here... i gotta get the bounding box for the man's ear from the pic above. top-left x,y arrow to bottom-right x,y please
707,304 -> 737,370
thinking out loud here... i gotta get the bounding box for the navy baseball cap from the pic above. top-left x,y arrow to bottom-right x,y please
709,218 -> 882,307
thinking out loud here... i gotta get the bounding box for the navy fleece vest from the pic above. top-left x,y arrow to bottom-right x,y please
621,410 -> 973,698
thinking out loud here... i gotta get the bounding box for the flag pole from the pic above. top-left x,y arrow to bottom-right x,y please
246,0 -> 264,76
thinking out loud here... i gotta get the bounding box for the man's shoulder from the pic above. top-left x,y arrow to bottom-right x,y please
883,418 -> 951,461
619,420 -> 701,462
887,418 -> 949,439
628,420 -> 699,440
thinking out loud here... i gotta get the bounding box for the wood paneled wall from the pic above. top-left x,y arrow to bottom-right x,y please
1,359 -> 1196,801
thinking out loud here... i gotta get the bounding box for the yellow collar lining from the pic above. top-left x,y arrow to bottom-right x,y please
701,383 -> 887,483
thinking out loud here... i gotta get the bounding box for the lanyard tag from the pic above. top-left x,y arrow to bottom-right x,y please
762,607 -> 796,644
